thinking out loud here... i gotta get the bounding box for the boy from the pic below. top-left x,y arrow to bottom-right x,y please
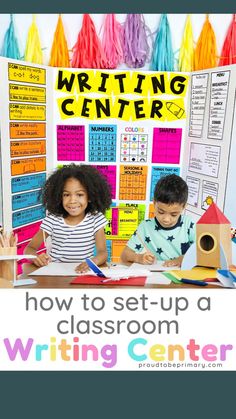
121,174 -> 195,267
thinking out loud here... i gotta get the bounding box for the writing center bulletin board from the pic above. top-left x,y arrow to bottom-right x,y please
1,56 -> 236,266
52,68 -> 188,261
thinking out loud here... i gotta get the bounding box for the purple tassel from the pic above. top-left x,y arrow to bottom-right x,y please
123,14 -> 150,68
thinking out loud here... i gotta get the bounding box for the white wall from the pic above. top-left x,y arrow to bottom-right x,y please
0,14 -> 233,69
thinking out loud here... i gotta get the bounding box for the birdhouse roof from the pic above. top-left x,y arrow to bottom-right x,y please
197,203 -> 230,224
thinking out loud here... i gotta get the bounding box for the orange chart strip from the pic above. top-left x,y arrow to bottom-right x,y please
10,122 -> 46,139
11,157 -> 46,176
10,140 -> 46,157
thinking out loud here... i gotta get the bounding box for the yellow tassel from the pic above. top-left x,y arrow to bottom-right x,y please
194,15 -> 217,70
24,15 -> 43,64
49,15 -> 70,67
179,15 -> 194,72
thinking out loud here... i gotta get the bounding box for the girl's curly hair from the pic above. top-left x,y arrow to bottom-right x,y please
42,164 -> 112,217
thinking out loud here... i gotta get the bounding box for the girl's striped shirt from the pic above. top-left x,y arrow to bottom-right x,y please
40,212 -> 107,262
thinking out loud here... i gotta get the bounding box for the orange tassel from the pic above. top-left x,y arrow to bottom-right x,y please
194,15 -> 217,70
49,15 -> 70,67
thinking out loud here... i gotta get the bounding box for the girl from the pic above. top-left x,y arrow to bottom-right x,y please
24,164 -> 112,273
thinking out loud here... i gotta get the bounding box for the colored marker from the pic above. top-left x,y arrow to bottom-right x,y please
181,278 -> 208,286
85,258 -> 106,278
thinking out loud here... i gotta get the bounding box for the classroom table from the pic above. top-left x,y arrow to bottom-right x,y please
15,273 -> 220,289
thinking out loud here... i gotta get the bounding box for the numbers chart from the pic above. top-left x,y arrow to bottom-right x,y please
89,124 -> 117,162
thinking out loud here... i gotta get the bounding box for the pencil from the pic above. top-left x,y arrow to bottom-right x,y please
0,233 -> 5,247
136,232 -> 155,257
2,231 -> 10,247
9,231 -> 18,247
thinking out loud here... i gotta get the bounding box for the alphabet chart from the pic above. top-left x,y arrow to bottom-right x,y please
57,125 -> 85,161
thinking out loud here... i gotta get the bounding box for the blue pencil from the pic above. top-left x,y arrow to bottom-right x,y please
181,278 -> 208,286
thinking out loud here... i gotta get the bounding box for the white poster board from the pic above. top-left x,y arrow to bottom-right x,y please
181,65 -> 236,225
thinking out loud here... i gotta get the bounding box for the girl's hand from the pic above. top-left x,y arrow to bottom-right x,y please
32,253 -> 51,267
163,256 -> 183,268
75,262 -> 90,273
137,252 -> 155,265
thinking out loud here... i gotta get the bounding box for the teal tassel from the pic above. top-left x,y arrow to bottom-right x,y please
150,14 -> 174,71
1,15 -> 20,59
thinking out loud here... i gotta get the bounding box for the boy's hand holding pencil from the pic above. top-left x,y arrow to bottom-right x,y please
136,232 -> 156,265
163,255 -> 183,267
137,252 -> 156,265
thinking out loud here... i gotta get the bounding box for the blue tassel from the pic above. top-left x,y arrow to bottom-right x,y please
150,14 -> 174,71
1,14 -> 20,59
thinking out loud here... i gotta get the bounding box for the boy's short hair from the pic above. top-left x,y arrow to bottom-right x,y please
154,174 -> 188,206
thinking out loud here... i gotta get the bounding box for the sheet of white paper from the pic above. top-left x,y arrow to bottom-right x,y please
101,267 -> 150,279
31,263 -> 150,278
31,262 -> 81,276
13,278 -> 38,287
146,274 -> 171,285
216,271 -> 236,288
130,261 -> 180,271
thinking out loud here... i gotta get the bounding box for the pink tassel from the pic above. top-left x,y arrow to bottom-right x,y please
72,14 -> 105,68
219,14 -> 236,66
101,14 -> 123,69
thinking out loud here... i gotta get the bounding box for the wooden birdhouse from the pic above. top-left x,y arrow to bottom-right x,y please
196,203 -> 232,268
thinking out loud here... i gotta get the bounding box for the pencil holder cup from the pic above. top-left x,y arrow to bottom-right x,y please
0,247 -> 17,282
